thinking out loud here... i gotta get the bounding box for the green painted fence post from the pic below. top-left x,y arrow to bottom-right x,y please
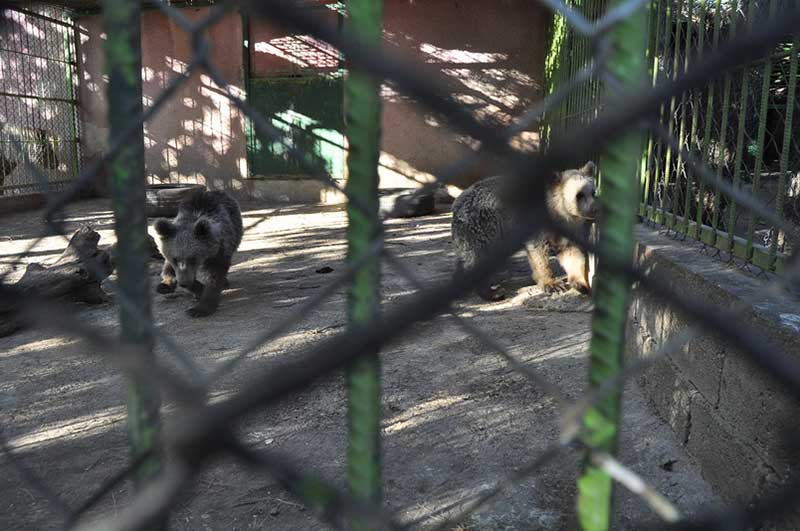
344,0 -> 383,523
641,0 -> 665,215
728,0 -> 757,250
746,0 -> 778,261
696,0 -> 723,235
772,36 -> 799,267
662,0 -> 684,228
674,0 -> 695,231
576,0 -> 647,528
103,0 -> 165,524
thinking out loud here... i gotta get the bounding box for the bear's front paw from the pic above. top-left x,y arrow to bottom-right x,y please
157,282 -> 176,294
543,279 -> 569,294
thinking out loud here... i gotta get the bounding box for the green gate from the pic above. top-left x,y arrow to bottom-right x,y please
247,75 -> 346,180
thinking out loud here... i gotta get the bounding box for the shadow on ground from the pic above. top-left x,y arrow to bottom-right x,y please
0,199 -> 720,530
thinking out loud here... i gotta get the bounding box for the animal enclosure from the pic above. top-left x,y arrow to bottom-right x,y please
1,1 -> 800,530
0,5 -> 81,196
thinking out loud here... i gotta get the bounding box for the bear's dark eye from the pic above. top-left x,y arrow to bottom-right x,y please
577,191 -> 585,201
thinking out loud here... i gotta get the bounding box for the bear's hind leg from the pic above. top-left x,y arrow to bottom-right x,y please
559,246 -> 591,295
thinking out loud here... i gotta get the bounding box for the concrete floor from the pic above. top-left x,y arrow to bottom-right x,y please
0,198 -> 721,530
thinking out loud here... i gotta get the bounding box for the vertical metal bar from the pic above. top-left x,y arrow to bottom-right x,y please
241,9 -> 252,180
683,0 -> 706,237
19,10 -> 36,190
641,0 -> 664,216
344,0 -> 383,518
710,2 -> 735,240
696,0 -> 723,234
560,24 -> 574,135
103,0 -> 164,508
771,37 -> 799,266
673,0 -> 693,231
576,1 -> 586,126
728,0 -> 756,251
566,13 -> 577,129
746,0 -> 777,261
658,0 -> 677,223
663,0 -> 684,226
577,0 -> 647,528
578,0 -> 590,126
65,13 -> 80,184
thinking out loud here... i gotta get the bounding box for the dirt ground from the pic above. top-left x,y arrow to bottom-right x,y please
0,198 -> 721,530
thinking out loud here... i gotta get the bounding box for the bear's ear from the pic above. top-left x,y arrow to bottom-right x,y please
193,218 -> 217,240
581,161 -> 597,177
154,219 -> 175,238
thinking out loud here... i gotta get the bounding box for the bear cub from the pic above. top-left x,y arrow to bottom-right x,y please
451,162 -> 597,301
153,189 -> 243,317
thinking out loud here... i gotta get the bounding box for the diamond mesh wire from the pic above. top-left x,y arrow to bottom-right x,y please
0,0 -> 799,530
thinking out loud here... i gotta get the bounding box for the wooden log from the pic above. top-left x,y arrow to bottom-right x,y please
0,226 -> 114,337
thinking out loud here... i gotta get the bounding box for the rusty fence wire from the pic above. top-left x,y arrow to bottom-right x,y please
1,0 -> 800,530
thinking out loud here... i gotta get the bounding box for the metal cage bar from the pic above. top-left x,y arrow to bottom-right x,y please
344,0 -> 384,519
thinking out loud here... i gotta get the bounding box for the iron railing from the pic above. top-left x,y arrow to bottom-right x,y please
549,0 -> 800,274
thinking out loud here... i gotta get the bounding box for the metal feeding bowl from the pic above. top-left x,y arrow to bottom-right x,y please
145,183 -> 206,218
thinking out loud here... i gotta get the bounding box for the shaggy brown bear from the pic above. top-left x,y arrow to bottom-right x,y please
451,162 -> 597,300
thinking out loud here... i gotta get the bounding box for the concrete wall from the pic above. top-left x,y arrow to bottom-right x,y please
76,6 -> 249,196
247,0 -> 549,191
379,0 -> 548,189
75,1 -> 547,200
626,225 -> 800,528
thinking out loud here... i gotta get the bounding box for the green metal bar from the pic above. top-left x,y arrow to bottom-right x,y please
771,36 -> 799,266
641,0 -> 665,214
682,0 -> 705,236
648,0 -> 673,222
344,0 -> 383,518
695,0 -> 723,232
103,0 -> 164,511
745,0 -> 777,261
660,0 -> 682,222
728,0 -> 756,249
710,4 -> 735,238
577,0 -> 647,528
673,0 -> 693,230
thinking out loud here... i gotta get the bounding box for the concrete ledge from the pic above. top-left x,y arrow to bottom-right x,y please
626,224 -> 800,520
0,194 -> 46,216
249,178 -> 346,205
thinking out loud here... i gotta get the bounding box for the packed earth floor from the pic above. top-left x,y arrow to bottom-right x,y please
0,198 -> 721,530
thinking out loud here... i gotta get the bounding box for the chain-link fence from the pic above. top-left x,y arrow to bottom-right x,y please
1,0 -> 800,530
0,4 -> 81,196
